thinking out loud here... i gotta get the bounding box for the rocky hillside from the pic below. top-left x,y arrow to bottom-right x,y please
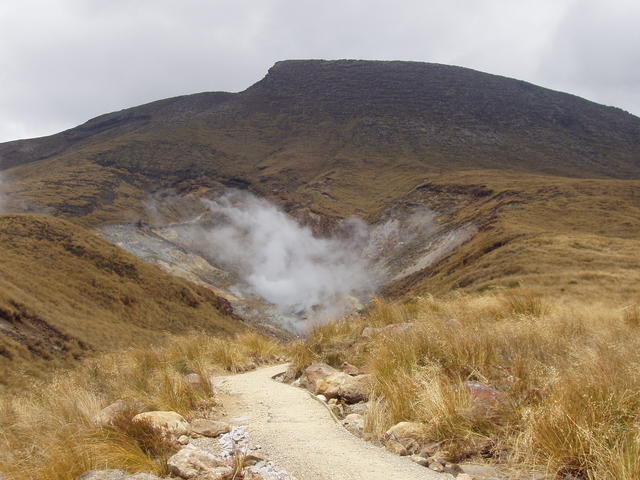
0,214 -> 244,391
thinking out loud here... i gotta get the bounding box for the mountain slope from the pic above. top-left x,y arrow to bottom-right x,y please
1,60 -> 639,225
1,59 -> 639,305
0,214 -> 244,391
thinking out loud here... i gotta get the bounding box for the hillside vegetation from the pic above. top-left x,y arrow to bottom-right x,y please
0,214 -> 244,391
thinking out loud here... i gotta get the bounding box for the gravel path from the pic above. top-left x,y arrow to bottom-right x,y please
214,364 -> 446,480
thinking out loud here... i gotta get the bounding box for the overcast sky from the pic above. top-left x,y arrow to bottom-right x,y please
1,0 -> 639,142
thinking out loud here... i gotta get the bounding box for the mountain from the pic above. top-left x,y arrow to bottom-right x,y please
1,60 -> 639,223
0,214 -> 244,391
1,59 -> 639,317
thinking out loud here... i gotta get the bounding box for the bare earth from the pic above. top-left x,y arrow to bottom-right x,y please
215,364 -> 445,480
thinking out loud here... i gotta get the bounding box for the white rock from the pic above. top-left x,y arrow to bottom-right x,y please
316,394 -> 327,402
167,448 -> 231,479
342,413 -> 365,437
190,419 -> 231,438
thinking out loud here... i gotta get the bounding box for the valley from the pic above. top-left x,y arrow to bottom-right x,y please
0,59 -> 639,480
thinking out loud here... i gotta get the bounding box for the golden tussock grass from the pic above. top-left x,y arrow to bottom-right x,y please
297,291 -> 640,479
0,331 -> 284,480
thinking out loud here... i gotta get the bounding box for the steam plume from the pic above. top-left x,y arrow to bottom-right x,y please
198,191 -> 378,326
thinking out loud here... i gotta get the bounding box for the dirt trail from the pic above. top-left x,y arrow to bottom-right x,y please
215,364 -> 445,480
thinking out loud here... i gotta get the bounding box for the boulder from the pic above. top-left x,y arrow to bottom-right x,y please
385,421 -> 424,452
444,463 -> 463,476
190,419 -> 231,438
341,413 -> 364,437
463,382 -> 504,407
409,455 -> 430,467
340,362 -> 360,375
132,411 -> 190,436
93,399 -> 147,428
418,441 -> 441,458
428,460 -> 445,473
184,373 -> 203,389
280,367 -> 297,384
167,448 -> 232,479
344,402 -> 368,416
316,373 -> 372,404
385,439 -> 408,456
300,363 -> 339,392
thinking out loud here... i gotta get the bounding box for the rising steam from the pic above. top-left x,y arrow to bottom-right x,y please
198,192 -> 378,326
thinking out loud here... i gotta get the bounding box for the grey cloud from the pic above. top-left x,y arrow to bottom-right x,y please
536,0 -> 640,114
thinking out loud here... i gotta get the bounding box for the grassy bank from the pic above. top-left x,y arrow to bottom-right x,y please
0,332 -> 283,480
291,292 -> 640,479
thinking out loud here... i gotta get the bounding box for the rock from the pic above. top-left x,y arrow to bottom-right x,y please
385,439 -> 408,456
77,471 -> 126,480
464,382 -> 504,406
340,362 -> 360,375
316,373 -> 372,404
457,475 -> 473,480
341,413 -> 364,436
299,363 -> 339,392
386,421 -> 424,440
327,398 -> 338,405
178,435 -> 190,445
418,441 -> 441,458
167,448 -> 232,479
190,419 -> 231,438
385,421 -> 424,453
459,463 -> 501,478
316,394 -> 327,402
127,475 -> 163,480
184,373 -> 203,389
409,455 -> 430,467
93,399 -> 147,428
132,411 -> 190,436
428,461 -> 445,473
444,463 -> 463,476
344,402 -> 368,416
280,367 -> 297,384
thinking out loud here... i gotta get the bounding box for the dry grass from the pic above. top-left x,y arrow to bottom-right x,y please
0,331 -> 284,480
297,291 -> 640,479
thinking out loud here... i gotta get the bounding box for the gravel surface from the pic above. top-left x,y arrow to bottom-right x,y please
214,364 -> 447,480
